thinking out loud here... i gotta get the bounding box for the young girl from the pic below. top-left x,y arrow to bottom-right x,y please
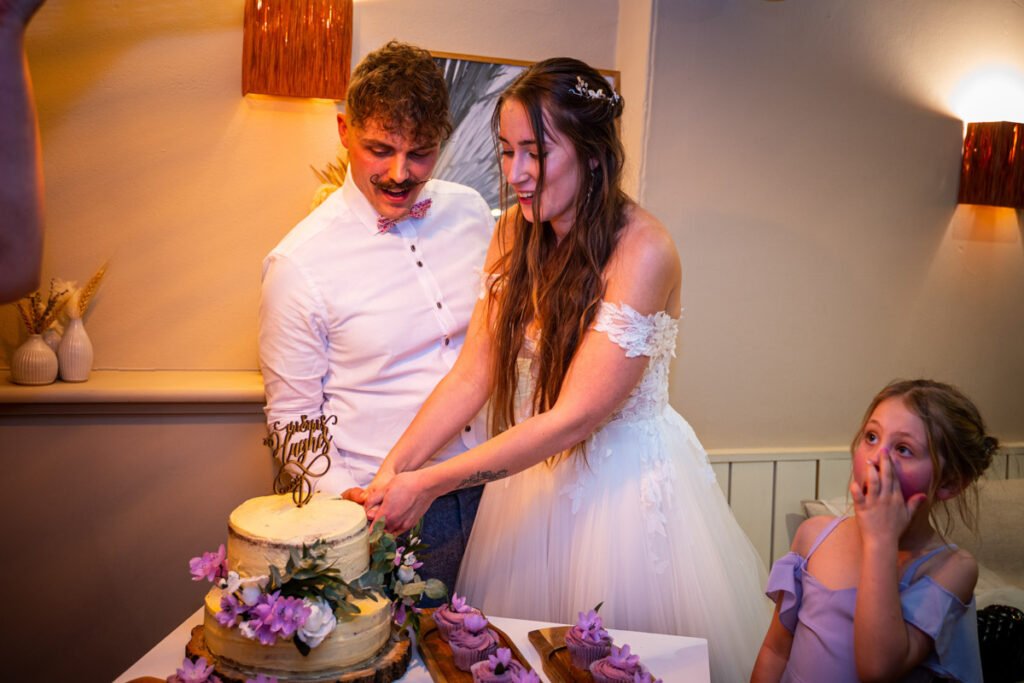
751,379 -> 997,682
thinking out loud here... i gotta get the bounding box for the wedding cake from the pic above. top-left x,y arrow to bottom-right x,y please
194,494 -> 396,682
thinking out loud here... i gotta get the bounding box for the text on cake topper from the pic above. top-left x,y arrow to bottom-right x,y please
263,414 -> 335,507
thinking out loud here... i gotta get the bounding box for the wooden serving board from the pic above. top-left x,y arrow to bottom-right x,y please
527,626 -> 593,683
418,609 -> 535,682
185,625 -> 411,683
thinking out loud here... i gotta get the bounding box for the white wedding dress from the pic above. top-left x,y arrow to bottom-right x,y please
456,302 -> 771,683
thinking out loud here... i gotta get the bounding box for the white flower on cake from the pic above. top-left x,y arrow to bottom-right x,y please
297,598 -> 338,648
240,577 -> 267,607
397,565 -> 416,583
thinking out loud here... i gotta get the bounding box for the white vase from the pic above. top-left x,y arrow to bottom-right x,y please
10,334 -> 59,385
42,328 -> 62,352
58,318 -> 94,382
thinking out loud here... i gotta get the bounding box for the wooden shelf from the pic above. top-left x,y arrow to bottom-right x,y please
0,369 -> 265,415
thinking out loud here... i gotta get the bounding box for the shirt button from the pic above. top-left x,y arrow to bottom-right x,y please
464,425 -> 471,432
444,337 -> 450,346
436,302 -> 442,309
410,245 -> 416,252
417,261 -> 423,267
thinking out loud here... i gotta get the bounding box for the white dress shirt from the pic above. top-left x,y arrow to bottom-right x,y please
259,175 -> 493,493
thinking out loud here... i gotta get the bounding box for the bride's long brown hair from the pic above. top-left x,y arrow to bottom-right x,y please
486,58 -> 630,456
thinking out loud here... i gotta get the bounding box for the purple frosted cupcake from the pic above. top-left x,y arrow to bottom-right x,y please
589,644 -> 641,682
470,647 -> 528,682
564,608 -> 613,670
449,613 -> 500,672
432,592 -> 483,642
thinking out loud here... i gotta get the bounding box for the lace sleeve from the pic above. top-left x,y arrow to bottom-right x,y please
592,302 -> 679,358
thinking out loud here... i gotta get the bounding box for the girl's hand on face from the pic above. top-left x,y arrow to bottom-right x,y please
850,451 -> 927,546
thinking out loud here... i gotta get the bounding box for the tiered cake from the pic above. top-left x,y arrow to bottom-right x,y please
198,494 -> 395,682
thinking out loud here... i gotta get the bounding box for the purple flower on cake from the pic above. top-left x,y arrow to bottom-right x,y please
244,591 -> 310,645
632,666 -> 663,683
269,594 -> 311,638
463,613 -> 489,633
189,545 -> 227,583
451,592 -> 472,613
167,656 -> 221,683
216,593 -> 247,628
575,609 -> 611,643
470,647 -> 529,681
490,647 -> 513,673
296,598 -> 337,648
393,600 -> 407,627
403,551 -> 423,570
589,644 -> 642,682
608,644 -> 640,670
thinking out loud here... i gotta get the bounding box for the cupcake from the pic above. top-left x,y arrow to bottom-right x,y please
449,613 -> 500,671
564,608 -> 613,670
589,644 -> 641,682
470,647 -> 528,682
432,592 -> 483,642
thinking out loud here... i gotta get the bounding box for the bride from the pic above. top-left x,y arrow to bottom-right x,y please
348,57 -> 770,682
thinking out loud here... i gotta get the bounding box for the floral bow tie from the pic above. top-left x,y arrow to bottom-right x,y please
377,198 -> 431,234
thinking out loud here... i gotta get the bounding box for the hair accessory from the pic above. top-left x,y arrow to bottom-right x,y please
568,76 -> 621,107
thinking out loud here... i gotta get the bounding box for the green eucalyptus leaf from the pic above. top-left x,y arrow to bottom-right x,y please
424,578 -> 447,600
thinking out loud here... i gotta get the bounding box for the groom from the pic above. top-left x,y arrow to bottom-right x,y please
258,41 -> 493,595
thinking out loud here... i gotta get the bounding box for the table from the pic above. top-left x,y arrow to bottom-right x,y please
115,608 -> 710,682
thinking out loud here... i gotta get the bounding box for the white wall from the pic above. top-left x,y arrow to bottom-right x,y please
14,1 -> 1021,452
645,0 -> 1024,449
3,0 -> 619,370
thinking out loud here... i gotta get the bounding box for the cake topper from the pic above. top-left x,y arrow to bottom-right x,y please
263,414 -> 335,507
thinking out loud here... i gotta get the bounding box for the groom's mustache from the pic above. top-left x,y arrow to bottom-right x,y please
370,174 -> 427,193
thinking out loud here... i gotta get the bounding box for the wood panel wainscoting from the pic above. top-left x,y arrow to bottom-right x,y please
709,446 -> 1024,569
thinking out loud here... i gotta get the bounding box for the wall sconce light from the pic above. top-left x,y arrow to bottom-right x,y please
242,0 -> 353,100
958,121 -> 1024,208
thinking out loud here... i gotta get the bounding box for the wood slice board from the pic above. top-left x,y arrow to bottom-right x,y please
528,626 -> 593,683
185,624 -> 410,683
418,609 -> 535,682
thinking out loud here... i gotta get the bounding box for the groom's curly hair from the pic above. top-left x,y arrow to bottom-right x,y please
345,41 -> 452,145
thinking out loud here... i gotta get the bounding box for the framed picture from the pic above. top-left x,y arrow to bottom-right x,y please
430,52 -> 620,213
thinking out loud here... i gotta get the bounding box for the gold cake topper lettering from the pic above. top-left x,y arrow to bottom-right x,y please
263,414 -> 335,507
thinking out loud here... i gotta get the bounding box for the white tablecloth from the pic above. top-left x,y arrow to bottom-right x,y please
115,608 -> 710,682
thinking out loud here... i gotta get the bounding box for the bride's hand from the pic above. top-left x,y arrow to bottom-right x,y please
373,470 -> 437,534
361,465 -> 397,509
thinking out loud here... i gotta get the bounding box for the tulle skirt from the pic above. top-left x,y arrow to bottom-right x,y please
455,406 -> 771,683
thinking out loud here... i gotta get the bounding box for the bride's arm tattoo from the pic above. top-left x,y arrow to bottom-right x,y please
456,469 -> 509,489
